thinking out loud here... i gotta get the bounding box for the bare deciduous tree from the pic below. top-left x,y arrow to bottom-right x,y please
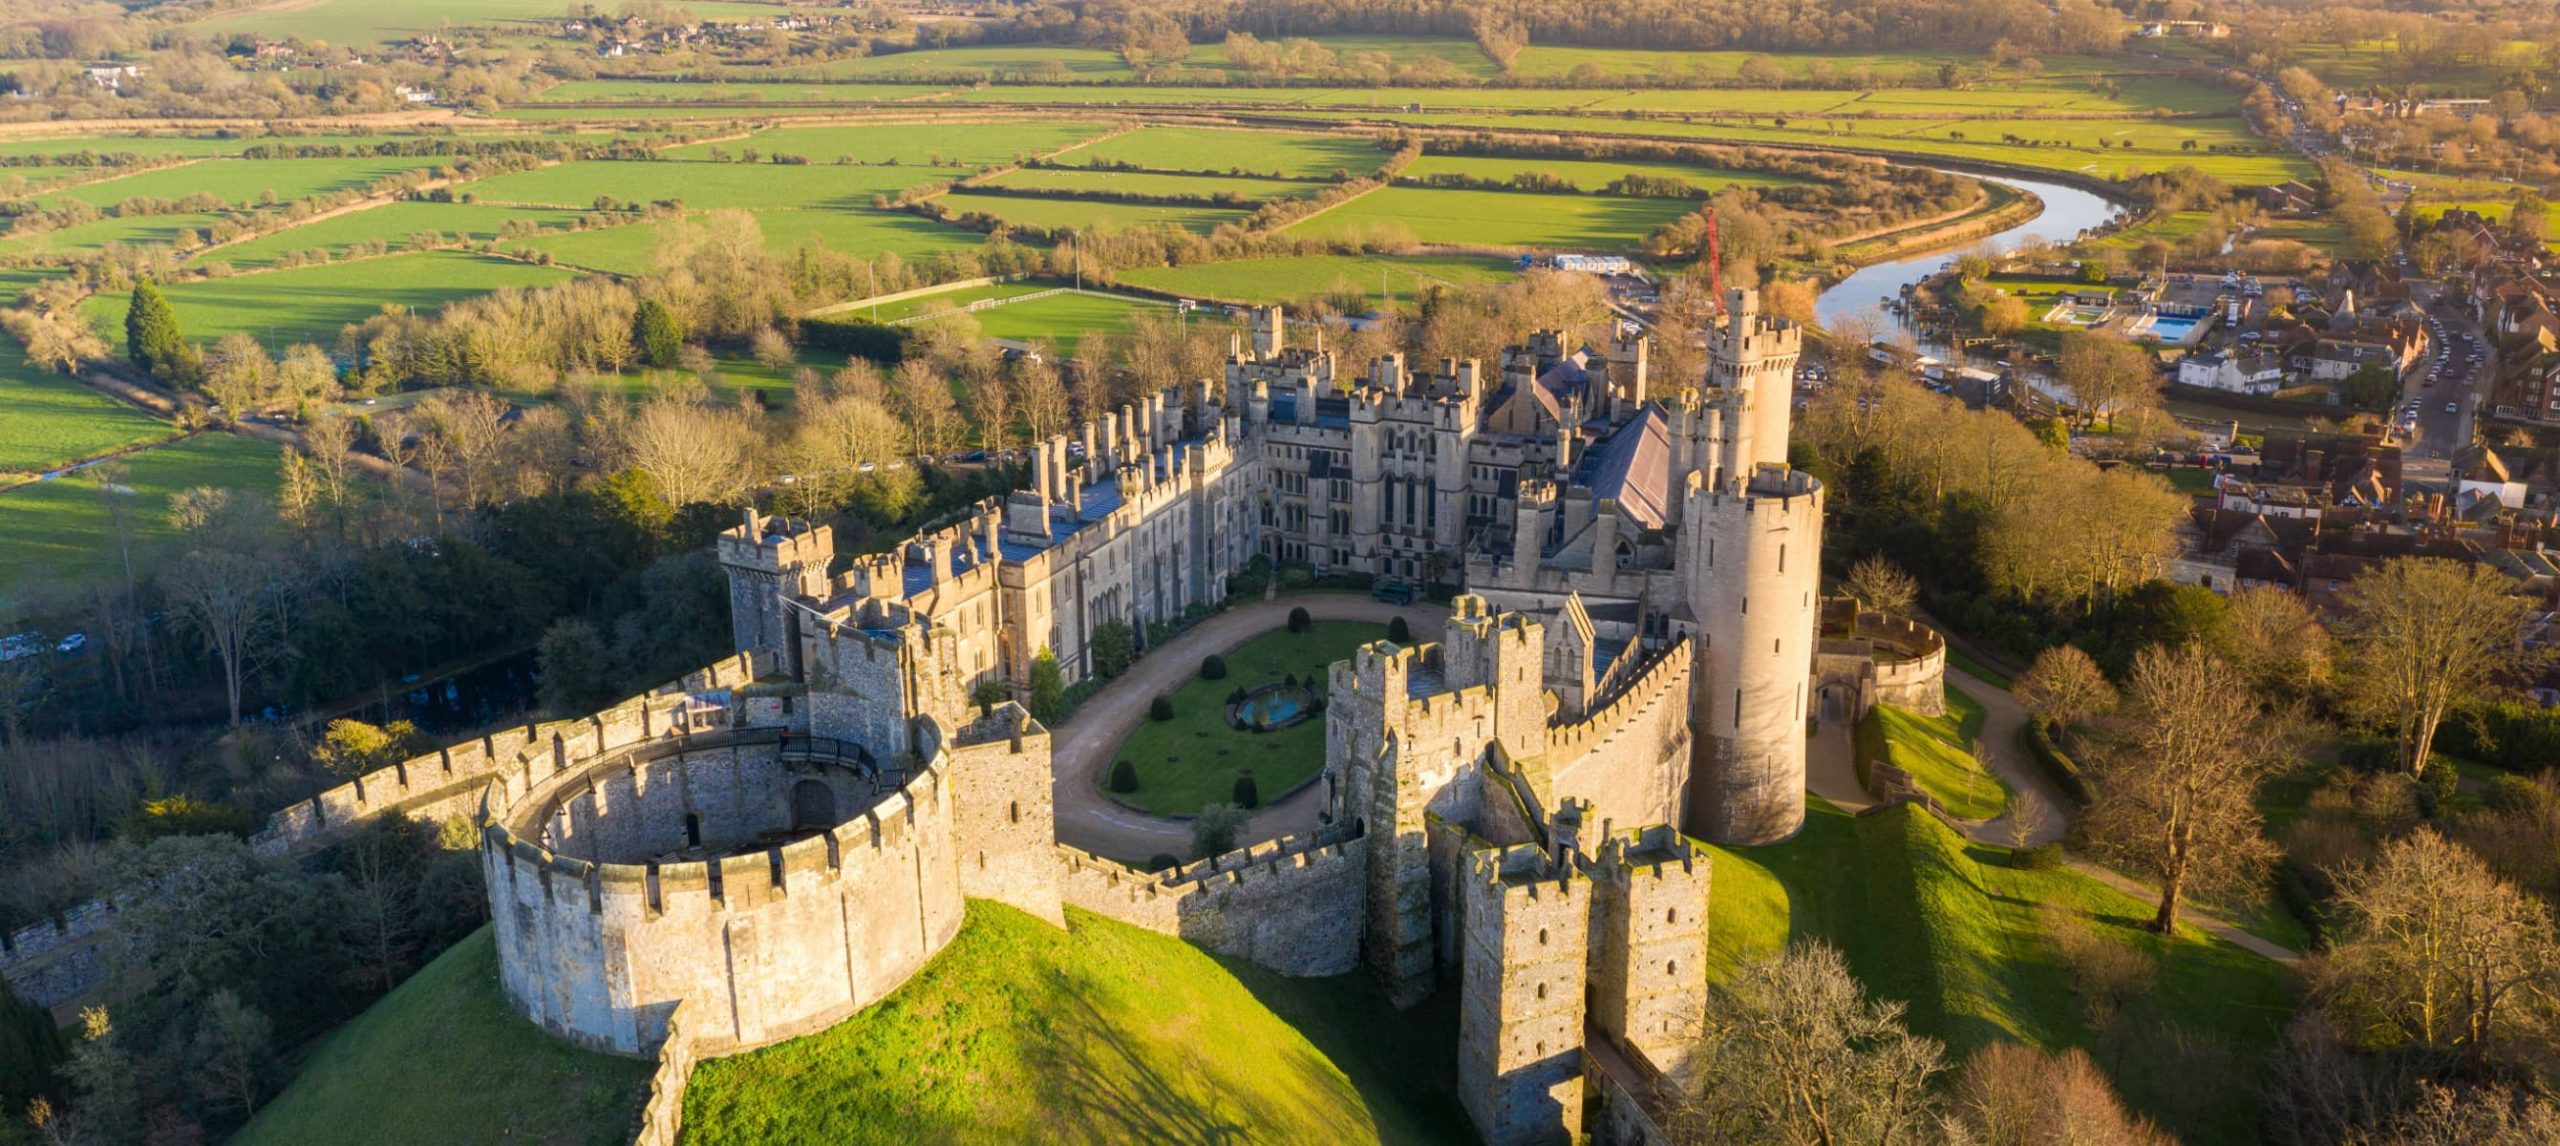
621,392 -> 760,509
1844,554 -> 1917,616
1951,1042 -> 2173,1146
1662,940 -> 1945,1146
2322,828 -> 2557,1073
2059,330 -> 2158,432
2338,557 -> 2538,775
2081,643 -> 2282,932
1014,349 -> 1070,444
161,548 -> 293,727
2011,644 -> 2116,732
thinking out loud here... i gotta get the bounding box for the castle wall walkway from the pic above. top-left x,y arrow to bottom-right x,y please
1051,593 -> 1449,864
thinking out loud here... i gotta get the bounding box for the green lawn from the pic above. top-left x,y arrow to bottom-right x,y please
937,190 -> 1254,234
856,279 -> 1058,323
1707,800 -> 2297,1142
0,344 -> 176,478
657,120 -> 1110,165
507,208 -> 983,275
234,927 -> 652,1146
1292,185 -> 1695,250
0,431 -> 285,599
980,166 -> 1330,203
38,156 -> 449,210
684,901 -> 1457,1144
1117,253 -> 1516,308
967,290 -> 1169,342
1861,698 -> 2009,820
1064,127 -> 1395,179
83,251 -> 577,349
200,201 -> 590,269
1106,621 -> 1387,816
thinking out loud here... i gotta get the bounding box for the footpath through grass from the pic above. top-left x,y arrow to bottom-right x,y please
1706,800 -> 2296,1141
236,928 -> 651,1146
684,902 -> 1444,1144
1107,620 -> 1387,816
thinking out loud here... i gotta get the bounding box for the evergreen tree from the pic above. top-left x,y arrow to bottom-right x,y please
1028,646 -> 1065,724
633,298 -> 683,368
125,278 -> 191,383
1109,759 -> 1138,793
1232,771 -> 1259,809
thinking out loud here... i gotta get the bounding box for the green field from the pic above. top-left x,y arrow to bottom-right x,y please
528,79 -> 950,105
1509,47 -> 2124,84
656,120 -> 1110,165
1707,800 -> 2296,1141
465,159 -> 971,211
0,344 -> 175,478
1117,253 -> 1515,307
235,928 -> 651,1146
0,134 -> 452,159
773,44 -> 1142,82
684,901 -> 1466,1144
1861,690 -> 2007,820
981,166 -> 1329,202
852,279 -> 1057,323
84,251 -> 577,350
1403,153 -> 1802,194
38,156 -> 450,209
195,0 -> 780,44
1065,127 -> 1395,179
505,208 -> 980,274
0,432 -> 285,598
967,290 -> 1170,343
1106,621 -> 1387,816
938,190 -> 1253,234
0,211 -> 233,256
201,201 -> 590,269
1291,186 -> 1694,250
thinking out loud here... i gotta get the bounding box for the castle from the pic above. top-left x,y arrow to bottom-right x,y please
463,288 -> 1946,1145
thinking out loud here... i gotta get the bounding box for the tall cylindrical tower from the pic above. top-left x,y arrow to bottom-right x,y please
1683,464 -> 1823,845
1706,288 -> 1803,472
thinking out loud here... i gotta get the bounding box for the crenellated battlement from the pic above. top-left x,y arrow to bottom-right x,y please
1544,637 -> 1692,765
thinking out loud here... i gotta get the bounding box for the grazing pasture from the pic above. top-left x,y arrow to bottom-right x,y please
0,344 -> 175,479
37,156 -> 451,209
464,159 -> 971,212
936,190 -> 1253,234
201,202 -> 591,269
656,120 -> 1110,165
1062,126 -> 1393,178
0,431 -> 284,597
979,167 -> 1328,202
1289,186 -> 1694,249
83,251 -> 576,349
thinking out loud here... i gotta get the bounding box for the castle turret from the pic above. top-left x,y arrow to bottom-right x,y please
1251,305 -> 1284,359
1707,287 -> 1802,471
1458,844 -> 1589,1146
1441,595 -> 1547,764
717,510 -> 834,676
1587,825 -> 1711,1073
1683,464 -> 1823,845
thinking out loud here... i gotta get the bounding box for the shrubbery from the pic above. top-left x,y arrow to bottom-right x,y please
1109,759 -> 1139,793
1286,606 -> 1312,633
1148,695 -> 1174,721
1200,654 -> 1227,680
1232,772 -> 1260,809
1387,615 -> 1410,643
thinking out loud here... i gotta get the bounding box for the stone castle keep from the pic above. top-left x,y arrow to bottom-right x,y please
460,288 -> 1945,1145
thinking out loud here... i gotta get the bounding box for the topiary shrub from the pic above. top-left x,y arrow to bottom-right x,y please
1287,606 -> 1312,633
1387,615 -> 1411,643
1108,759 -> 1139,793
1233,772 -> 1260,809
2014,842 -> 2065,870
1227,687 -> 1249,706
1200,654 -> 1228,680
1148,695 -> 1174,722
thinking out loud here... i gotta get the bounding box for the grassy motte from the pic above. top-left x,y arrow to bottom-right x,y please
683,902 -> 1448,1144
1106,621 -> 1386,816
236,927 -> 652,1146
1856,696 -> 2008,820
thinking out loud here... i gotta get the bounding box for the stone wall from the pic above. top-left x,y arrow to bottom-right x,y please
1586,827 -> 1710,1075
945,706 -> 1064,926
1054,830 -> 1367,977
630,1000 -> 697,1146
1459,843 -> 1591,1146
1544,640 -> 1695,836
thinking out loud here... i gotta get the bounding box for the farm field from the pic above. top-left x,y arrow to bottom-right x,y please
656,120 -> 1110,165
527,79 -> 950,105
0,133 -> 495,159
937,190 -> 1253,234
1706,799 -> 2296,1142
1507,47 -> 2123,84
201,201 -> 591,269
851,279 -> 1058,323
774,44 -> 1140,82
1062,126 -> 1392,179
1105,621 -> 1386,816
1401,153 -> 1803,194
0,211 -> 233,257
506,207 -> 980,274
0,344 -> 175,478
1117,253 -> 1516,307
0,431 -> 285,598
234,929 -> 653,1146
465,159 -> 970,211
682,902 -> 1466,1145
193,0 -> 779,43
979,166 -> 1328,202
966,289 -> 1169,342
83,251 -> 577,349
1289,186 -> 1694,249
37,156 -> 450,209
2287,38 -> 2546,96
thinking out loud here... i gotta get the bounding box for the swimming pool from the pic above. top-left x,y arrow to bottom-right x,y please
2146,315 -> 2200,341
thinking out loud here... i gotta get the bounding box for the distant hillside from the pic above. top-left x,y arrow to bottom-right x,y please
234,928 -> 651,1146
682,902 -> 1471,1145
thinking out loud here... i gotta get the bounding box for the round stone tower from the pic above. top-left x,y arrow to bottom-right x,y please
1681,463 -> 1824,845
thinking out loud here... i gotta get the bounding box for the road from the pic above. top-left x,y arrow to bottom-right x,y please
2397,288 -> 2492,461
1049,594 -> 1447,863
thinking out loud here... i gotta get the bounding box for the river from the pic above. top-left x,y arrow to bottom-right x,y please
1815,172 -> 2128,334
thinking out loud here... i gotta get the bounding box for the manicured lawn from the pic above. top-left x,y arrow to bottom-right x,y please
937,190 -> 1254,234
1106,621 -> 1388,816
1706,800 -> 2297,1143
858,279 -> 1058,323
684,902 -> 1438,1144
657,120 -> 1110,165
0,431 -> 284,599
201,201 -> 590,269
1402,153 -> 1803,194
236,927 -> 651,1146
466,159 -> 971,211
1290,186 -> 1695,249
0,343 -> 176,477
1117,253 -> 1516,307
38,156 -> 449,210
1064,127 -> 1395,179
968,290 -> 1169,342
1863,699 -> 2009,820
980,166 -> 1330,202
83,251 -> 577,349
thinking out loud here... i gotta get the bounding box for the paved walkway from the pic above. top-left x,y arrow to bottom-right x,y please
1050,594 -> 1447,863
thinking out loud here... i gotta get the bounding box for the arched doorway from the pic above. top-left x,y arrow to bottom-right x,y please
1818,682 -> 1855,724
791,778 -> 837,830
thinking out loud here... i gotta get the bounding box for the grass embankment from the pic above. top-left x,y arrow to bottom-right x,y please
1857,689 -> 2007,820
1107,621 -> 1387,816
1706,800 -> 2297,1142
236,928 -> 652,1146
685,902 -> 1465,1144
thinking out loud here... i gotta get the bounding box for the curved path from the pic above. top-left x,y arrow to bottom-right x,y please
1050,594 -> 1448,863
